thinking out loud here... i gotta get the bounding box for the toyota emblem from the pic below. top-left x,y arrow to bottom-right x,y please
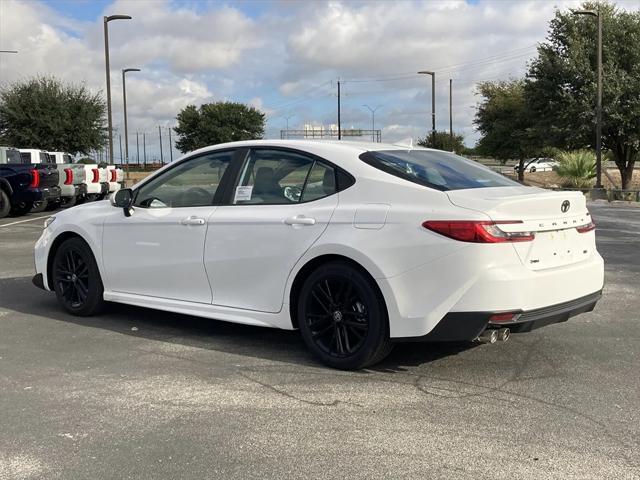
561,200 -> 570,213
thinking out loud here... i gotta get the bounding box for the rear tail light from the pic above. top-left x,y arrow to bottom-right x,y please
29,168 -> 40,188
576,220 -> 596,233
92,168 -> 100,183
64,168 -> 73,185
422,220 -> 535,243
110,170 -> 117,182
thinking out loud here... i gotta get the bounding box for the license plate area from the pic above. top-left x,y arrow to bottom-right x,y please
513,229 -> 592,271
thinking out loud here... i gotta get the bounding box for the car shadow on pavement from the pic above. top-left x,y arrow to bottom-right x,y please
0,276 -> 477,372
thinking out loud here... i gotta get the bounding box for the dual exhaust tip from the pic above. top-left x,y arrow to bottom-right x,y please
477,327 -> 510,344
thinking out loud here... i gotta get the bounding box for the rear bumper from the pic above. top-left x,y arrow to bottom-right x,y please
400,290 -> 602,342
61,184 -> 87,198
13,186 -> 61,203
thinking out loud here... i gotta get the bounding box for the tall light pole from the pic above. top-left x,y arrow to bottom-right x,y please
573,8 -> 603,190
449,78 -> 453,145
103,14 -> 132,165
418,71 -> 436,144
363,105 -> 382,142
283,114 -> 294,139
122,67 -> 140,181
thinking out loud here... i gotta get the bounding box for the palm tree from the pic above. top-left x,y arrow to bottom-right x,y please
555,150 -> 596,189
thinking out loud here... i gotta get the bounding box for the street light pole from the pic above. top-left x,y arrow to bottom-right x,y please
573,8 -> 603,190
122,68 -> 140,182
103,14 -> 132,165
449,78 -> 453,145
363,105 -> 382,142
418,71 -> 436,144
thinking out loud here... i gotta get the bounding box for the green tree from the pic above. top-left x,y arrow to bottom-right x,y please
0,76 -> 106,155
555,150 -> 597,188
174,102 -> 265,153
473,80 -> 538,180
525,1 -> 640,189
417,130 -> 466,153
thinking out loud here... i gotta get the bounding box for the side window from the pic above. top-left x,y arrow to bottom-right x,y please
300,162 -> 336,202
234,150 -> 314,205
134,151 -> 234,208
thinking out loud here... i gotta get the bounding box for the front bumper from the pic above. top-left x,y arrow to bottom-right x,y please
412,290 -> 602,342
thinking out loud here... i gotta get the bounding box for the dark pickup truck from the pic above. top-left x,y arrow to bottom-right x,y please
0,146 -> 61,218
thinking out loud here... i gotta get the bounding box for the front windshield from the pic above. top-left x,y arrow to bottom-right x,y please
360,149 -> 519,191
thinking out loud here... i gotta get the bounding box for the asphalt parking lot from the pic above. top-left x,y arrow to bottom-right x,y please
0,203 -> 639,480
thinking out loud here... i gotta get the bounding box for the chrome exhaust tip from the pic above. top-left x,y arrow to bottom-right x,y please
496,328 -> 510,342
477,329 -> 498,344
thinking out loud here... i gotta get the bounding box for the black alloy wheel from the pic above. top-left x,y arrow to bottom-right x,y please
298,262 -> 392,370
52,237 -> 105,316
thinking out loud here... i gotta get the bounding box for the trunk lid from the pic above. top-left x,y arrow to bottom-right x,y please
34,164 -> 60,188
446,186 -> 594,271
66,164 -> 86,185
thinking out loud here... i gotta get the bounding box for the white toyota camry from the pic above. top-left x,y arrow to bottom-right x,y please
33,140 -> 604,369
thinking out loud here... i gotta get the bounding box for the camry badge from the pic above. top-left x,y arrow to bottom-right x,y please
561,200 -> 570,213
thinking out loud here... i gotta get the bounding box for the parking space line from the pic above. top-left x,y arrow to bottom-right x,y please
0,215 -> 51,228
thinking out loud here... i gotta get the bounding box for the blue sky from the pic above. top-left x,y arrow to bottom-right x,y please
2,0 -> 637,160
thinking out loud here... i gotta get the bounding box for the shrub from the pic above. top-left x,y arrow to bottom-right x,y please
555,150 -> 596,189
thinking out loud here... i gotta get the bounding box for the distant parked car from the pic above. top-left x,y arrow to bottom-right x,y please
514,158 -> 558,173
106,165 -> 122,194
0,146 -> 60,218
46,152 -> 87,208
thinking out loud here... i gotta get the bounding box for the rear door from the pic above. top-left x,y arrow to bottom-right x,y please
204,148 -> 339,313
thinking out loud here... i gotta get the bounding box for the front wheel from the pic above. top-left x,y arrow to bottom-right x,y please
52,237 -> 105,316
297,262 -> 393,370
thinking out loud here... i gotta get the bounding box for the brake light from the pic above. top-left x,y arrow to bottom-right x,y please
422,220 -> 535,243
576,221 -> 596,233
92,168 -> 100,183
64,168 -> 73,185
29,168 -> 40,188
110,170 -> 117,182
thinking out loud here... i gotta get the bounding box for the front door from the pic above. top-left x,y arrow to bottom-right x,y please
205,148 -> 340,313
102,150 -> 237,303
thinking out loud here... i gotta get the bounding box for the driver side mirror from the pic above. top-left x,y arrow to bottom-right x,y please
110,188 -> 134,216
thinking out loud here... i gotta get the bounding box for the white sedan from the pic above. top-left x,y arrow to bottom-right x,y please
33,140 -> 604,369
514,157 -> 558,173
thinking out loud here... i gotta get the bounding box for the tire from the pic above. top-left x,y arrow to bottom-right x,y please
30,200 -> 48,213
297,261 -> 393,370
0,189 -> 10,219
10,201 -> 33,216
52,237 -> 105,316
61,196 -> 77,208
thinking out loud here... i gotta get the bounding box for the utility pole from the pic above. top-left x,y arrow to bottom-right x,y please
418,71 -> 436,144
143,132 -> 147,166
573,8 -> 604,191
158,126 -> 164,164
122,67 -> 140,180
283,114 -> 294,139
449,78 -> 453,146
136,131 -> 140,164
103,14 -> 132,164
337,79 -> 342,140
168,127 -> 173,162
118,133 -> 123,163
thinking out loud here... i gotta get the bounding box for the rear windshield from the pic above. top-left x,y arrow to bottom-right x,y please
360,149 -> 519,191
6,149 -> 23,164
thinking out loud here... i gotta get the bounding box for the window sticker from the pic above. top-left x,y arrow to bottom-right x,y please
234,185 -> 253,203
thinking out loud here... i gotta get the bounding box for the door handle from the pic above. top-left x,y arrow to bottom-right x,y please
284,215 -> 316,226
180,216 -> 206,226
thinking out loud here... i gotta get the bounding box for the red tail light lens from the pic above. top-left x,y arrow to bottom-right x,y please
576,221 -> 596,233
29,168 -> 40,188
64,168 -> 73,185
110,170 -> 117,182
422,220 -> 535,243
92,168 -> 100,183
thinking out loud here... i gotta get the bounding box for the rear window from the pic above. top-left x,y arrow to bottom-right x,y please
360,149 -> 519,191
6,149 -> 23,164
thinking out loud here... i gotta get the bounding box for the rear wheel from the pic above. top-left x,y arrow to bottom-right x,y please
10,201 -> 33,216
52,237 -> 105,316
0,190 -> 10,219
30,200 -> 48,213
61,196 -> 77,208
297,262 -> 392,370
